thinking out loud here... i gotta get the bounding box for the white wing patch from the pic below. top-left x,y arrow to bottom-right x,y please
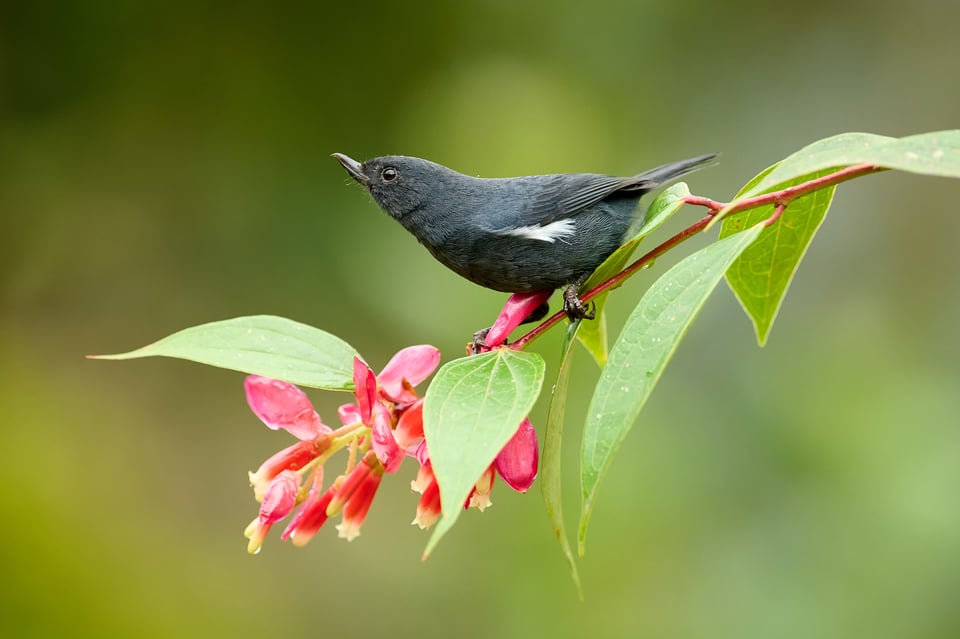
498,219 -> 576,243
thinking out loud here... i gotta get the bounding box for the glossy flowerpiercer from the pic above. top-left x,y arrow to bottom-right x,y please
333,152 -> 716,321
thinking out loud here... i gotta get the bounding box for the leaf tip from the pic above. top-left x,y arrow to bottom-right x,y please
86,352 -> 127,361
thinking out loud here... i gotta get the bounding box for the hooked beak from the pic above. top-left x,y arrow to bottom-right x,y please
332,153 -> 367,184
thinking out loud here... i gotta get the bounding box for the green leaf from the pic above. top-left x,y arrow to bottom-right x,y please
720,170 -> 837,345
541,322 -> 583,597
422,349 -> 545,557
576,183 -> 692,367
578,223 -> 765,553
575,310 -> 609,369
630,181 -> 694,240
732,163 -> 778,200
737,130 -> 960,199
869,130 -> 960,176
91,315 -> 359,390
715,130 -> 959,346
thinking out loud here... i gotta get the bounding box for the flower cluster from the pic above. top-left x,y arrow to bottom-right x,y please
242,345 -> 539,553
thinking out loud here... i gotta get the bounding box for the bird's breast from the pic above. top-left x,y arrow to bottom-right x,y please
423,208 -> 630,292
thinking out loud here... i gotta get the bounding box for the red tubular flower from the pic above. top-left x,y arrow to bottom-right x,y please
259,470 -> 300,524
245,469 -> 300,553
412,417 -> 540,527
394,398 -> 424,452
473,290 -> 553,351
414,476 -> 442,529
338,473 -> 383,541
327,451 -> 378,515
245,375 -> 334,499
494,417 -> 539,492
411,461 -> 442,529
467,466 -> 496,511
410,457 -> 434,494
328,451 -> 384,541
370,401 -> 404,473
241,347 -> 439,551
248,439 -> 328,501
239,343 -> 537,550
281,470 -> 336,547
352,358 -> 377,425
349,346 -> 440,473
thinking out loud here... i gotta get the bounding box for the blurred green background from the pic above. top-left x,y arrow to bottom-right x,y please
3,1 -> 959,637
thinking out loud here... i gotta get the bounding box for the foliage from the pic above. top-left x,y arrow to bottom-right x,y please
94,130 -> 960,587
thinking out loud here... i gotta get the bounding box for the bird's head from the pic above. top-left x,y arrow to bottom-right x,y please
332,153 -> 458,221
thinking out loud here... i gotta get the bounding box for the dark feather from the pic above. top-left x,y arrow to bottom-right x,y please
482,153 -> 716,234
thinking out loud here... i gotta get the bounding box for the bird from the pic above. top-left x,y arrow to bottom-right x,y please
333,152 -> 716,322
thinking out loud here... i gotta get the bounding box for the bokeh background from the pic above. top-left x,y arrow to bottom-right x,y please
3,1 -> 959,637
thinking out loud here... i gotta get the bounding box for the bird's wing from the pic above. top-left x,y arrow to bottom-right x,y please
551,174 -> 651,219
477,156 -> 716,242
478,173 -> 640,240
527,154 -> 718,222
525,174 -> 641,224
477,174 -> 637,243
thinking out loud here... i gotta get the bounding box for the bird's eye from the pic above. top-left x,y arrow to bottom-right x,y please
381,167 -> 398,182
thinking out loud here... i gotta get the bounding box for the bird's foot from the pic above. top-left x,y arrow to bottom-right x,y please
469,327 -> 497,355
562,284 -> 595,321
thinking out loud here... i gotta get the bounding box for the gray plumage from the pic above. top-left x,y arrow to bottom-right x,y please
333,152 -> 716,302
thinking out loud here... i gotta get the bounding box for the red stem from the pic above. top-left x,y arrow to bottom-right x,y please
511,214 -> 714,349
765,202 -> 787,226
692,163 -> 883,216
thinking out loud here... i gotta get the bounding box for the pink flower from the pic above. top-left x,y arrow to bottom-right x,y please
378,345 -> 441,403
394,398 -> 425,450
494,417 -> 539,492
282,470 -> 336,547
259,470 -> 300,524
327,451 -> 384,541
245,376 -> 334,501
241,345 -> 441,552
411,462 -> 442,530
462,417 -> 539,515
475,291 -> 552,352
345,346 -> 439,473
468,466 -> 496,511
245,469 -> 300,553
248,439 -> 328,501
370,401 -> 403,473
239,343 -> 539,550
245,376 -> 331,440
411,417 -> 540,527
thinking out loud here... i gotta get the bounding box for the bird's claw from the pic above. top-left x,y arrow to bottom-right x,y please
469,327 -> 498,355
562,286 -> 595,321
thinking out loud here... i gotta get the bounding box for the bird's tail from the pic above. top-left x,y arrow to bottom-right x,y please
631,153 -> 718,189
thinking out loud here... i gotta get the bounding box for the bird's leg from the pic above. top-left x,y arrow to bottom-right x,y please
562,277 -> 595,321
